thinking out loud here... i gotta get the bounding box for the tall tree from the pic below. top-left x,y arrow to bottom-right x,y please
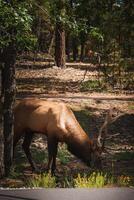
0,98 -> 4,178
54,0 -> 66,68
55,20 -> 66,68
32,0 -> 66,67
0,0 -> 36,176
2,43 -> 16,176
121,0 -> 134,57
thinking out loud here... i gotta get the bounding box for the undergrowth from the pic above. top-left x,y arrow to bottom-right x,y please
74,172 -> 131,188
26,172 -> 132,188
80,80 -> 102,92
27,173 -> 56,188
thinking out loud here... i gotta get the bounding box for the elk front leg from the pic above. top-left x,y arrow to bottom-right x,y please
47,137 -> 58,175
22,131 -> 39,172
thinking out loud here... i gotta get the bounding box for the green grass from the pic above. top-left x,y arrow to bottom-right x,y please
58,145 -> 71,165
74,172 -> 112,188
27,173 -> 56,188
74,172 -> 131,188
32,149 -> 48,164
62,175 -> 74,188
127,104 -> 134,110
80,80 -> 102,92
9,166 -> 24,179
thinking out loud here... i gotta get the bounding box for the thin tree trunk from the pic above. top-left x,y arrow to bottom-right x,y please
0,98 -> 4,178
3,44 -> 16,176
72,37 -> 78,61
66,32 -> 70,61
1,65 -> 6,98
0,55 -> 5,178
80,42 -> 85,61
48,32 -> 55,55
55,22 -> 66,68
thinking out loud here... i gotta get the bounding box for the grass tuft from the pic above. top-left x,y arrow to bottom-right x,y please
27,173 -> 56,188
74,172 -> 131,188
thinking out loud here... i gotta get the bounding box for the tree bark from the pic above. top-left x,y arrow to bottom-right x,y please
66,32 -> 70,61
1,65 -> 6,98
72,37 -> 78,61
0,98 -> 5,178
3,44 -> 16,176
80,42 -> 85,61
55,22 -> 66,68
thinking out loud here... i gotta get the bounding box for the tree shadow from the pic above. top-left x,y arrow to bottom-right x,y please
16,76 -> 80,96
16,62 -> 53,70
16,74 -> 134,100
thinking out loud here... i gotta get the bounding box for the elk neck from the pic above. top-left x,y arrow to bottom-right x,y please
66,123 -> 92,166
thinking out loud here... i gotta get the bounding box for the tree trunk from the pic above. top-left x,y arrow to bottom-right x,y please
1,65 -> 6,98
55,22 -> 66,68
3,44 -> 16,176
0,98 -> 4,178
66,32 -> 70,61
80,42 -> 85,61
72,37 -> 78,61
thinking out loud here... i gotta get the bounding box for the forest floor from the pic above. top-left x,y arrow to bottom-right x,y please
0,55 -> 134,188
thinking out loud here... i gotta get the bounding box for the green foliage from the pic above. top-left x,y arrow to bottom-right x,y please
19,0 -> 133,59
27,173 -> 56,188
47,0 -> 90,37
80,80 -> 102,92
58,144 -> 71,165
102,53 -> 134,90
49,0 -> 67,24
0,0 -> 37,50
32,149 -> 48,164
8,167 -> 21,179
89,27 -> 104,42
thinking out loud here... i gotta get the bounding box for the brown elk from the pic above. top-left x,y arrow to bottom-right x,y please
13,98 -> 114,174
